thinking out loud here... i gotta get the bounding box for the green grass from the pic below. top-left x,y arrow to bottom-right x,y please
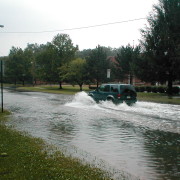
137,92 -> 180,105
0,111 -> 112,180
6,84 -> 180,104
17,85 -> 90,95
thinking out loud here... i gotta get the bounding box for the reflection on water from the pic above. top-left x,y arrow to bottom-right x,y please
4,90 -> 180,180
143,130 -> 180,179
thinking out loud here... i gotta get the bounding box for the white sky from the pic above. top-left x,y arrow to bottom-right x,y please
0,0 -> 158,56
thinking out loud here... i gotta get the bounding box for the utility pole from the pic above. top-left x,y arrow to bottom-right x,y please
0,25 -> 4,112
1,60 -> 3,112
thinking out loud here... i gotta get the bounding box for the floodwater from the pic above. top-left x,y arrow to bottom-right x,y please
3,90 -> 180,180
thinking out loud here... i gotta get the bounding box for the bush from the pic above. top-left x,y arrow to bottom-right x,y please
139,86 -> 145,92
172,87 -> 180,94
157,86 -> 165,93
145,86 -> 152,92
166,86 -> 179,95
135,86 -> 140,92
151,86 -> 158,93
89,86 -> 97,90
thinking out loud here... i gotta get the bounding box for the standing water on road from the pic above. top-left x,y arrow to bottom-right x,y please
4,90 -> 180,180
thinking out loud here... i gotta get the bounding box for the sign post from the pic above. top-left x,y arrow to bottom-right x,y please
107,69 -> 111,79
0,60 -> 3,112
0,25 -> 4,112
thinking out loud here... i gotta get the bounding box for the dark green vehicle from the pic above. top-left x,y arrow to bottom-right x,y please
88,84 -> 137,105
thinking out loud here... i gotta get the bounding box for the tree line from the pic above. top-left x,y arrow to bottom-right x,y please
1,0 -> 179,94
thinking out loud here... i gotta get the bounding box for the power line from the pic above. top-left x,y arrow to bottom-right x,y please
0,18 -> 146,34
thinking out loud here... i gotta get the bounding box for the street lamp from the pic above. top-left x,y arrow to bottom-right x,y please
0,25 -> 4,112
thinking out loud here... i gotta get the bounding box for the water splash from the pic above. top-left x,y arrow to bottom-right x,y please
65,91 -> 100,109
66,92 -> 180,120
65,92 -> 180,133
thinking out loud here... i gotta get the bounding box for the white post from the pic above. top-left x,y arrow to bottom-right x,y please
107,69 -> 111,78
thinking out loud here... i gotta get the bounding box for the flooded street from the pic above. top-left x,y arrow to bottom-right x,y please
4,90 -> 180,180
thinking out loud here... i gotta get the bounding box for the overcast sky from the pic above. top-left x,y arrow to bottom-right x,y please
0,0 -> 158,56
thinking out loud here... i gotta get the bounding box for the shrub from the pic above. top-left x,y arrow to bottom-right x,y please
145,86 -> 152,92
157,86 -> 165,93
135,86 -> 140,92
166,86 -> 179,95
89,86 -> 97,90
152,86 -> 158,93
172,87 -> 180,94
139,86 -> 145,92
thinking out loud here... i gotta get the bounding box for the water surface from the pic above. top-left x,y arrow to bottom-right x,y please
4,90 -> 180,180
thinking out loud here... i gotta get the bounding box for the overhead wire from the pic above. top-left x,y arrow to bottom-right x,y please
0,18 -> 146,34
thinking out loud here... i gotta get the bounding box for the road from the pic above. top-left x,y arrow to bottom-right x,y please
4,90 -> 180,180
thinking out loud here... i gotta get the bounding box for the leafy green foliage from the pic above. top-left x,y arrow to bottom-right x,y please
24,43 -> 42,85
5,47 -> 32,85
52,33 -> 78,64
86,45 -> 109,87
52,34 -> 78,88
139,0 -> 180,94
60,58 -> 88,90
115,45 -> 140,84
36,43 -> 59,83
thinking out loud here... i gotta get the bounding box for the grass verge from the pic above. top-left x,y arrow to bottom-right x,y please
137,92 -> 180,105
0,111 -> 112,180
6,84 -> 180,105
17,85 -> 89,95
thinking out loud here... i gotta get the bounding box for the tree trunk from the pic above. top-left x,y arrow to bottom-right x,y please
130,73 -> 133,85
167,71 -> 173,96
96,81 -> 99,88
79,83 -> 83,91
59,81 -> 62,89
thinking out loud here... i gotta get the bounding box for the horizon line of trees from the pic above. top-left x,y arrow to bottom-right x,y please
0,0 -> 179,95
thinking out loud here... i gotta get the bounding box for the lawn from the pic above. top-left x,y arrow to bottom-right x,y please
17,85 -> 89,95
137,92 -> 180,105
5,84 -> 180,105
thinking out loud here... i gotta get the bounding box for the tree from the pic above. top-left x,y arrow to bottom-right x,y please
5,47 -> 31,85
60,58 -> 87,91
139,0 -> 180,94
115,45 -> 140,84
76,49 -> 92,59
86,45 -> 109,87
52,34 -> 78,89
101,46 -> 118,56
24,43 -> 41,85
36,43 -> 59,84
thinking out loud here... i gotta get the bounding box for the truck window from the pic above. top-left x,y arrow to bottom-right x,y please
104,85 -> 110,92
111,85 -> 118,92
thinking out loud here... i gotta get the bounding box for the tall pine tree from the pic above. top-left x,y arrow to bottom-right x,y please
139,0 -> 180,94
